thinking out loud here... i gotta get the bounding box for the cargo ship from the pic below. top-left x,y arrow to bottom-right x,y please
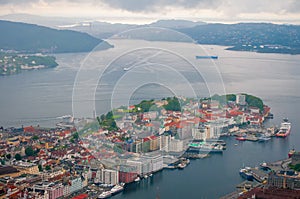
276,118 -> 291,137
239,168 -> 254,181
196,55 -> 218,59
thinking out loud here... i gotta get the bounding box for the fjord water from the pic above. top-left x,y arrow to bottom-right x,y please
0,40 -> 300,198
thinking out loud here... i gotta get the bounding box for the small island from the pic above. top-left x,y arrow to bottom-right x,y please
0,52 -> 58,75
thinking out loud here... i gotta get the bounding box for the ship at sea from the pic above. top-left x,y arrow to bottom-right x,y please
196,55 -> 218,59
276,118 -> 291,137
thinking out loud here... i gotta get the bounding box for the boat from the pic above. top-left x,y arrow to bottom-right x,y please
258,135 -> 271,142
276,118 -> 291,137
98,191 -> 112,199
149,174 -> 153,177
239,168 -> 254,181
178,162 -> 187,169
236,136 -> 246,141
288,148 -> 296,158
196,55 -> 218,59
260,162 -> 269,170
134,177 -> 140,182
123,67 -> 130,71
110,184 -> 124,195
188,142 -> 224,153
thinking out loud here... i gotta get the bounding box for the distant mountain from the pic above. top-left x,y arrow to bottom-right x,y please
0,20 -> 112,53
0,13 -> 87,28
179,23 -> 300,54
149,19 -> 206,29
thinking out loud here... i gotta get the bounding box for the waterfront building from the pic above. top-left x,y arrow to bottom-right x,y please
32,182 -> 64,199
160,134 -> 171,152
168,138 -> 183,152
142,154 -> 163,172
119,165 -> 138,183
69,176 -> 83,194
47,183 -> 64,199
102,169 -> 119,185
236,94 -> 246,105
63,185 -> 70,197
267,171 -> 300,189
192,125 -> 207,140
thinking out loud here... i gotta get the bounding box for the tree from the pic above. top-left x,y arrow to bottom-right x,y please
25,146 -> 34,156
45,165 -> 51,171
5,154 -> 11,160
38,164 -> 43,172
32,135 -> 39,140
72,132 -> 79,140
15,153 -> 22,161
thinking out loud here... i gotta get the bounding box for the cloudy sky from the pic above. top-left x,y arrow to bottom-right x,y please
0,0 -> 300,24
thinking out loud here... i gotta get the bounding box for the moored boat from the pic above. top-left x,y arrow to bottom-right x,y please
276,118 -> 291,137
239,168 -> 254,181
98,191 -> 112,199
110,184 -> 124,195
236,136 -> 246,141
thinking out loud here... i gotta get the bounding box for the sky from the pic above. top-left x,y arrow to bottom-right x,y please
0,0 -> 300,24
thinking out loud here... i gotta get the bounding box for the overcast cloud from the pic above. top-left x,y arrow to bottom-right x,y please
0,0 -> 299,24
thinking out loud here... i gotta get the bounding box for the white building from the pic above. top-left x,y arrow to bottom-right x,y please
236,94 -> 246,105
69,176 -> 83,194
102,169 -> 119,185
142,154 -> 163,173
192,126 -> 207,140
168,138 -> 184,152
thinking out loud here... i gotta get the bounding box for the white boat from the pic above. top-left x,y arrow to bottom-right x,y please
276,118 -> 291,137
134,177 -> 140,182
123,67 -> 130,71
98,191 -> 112,199
110,184 -> 124,195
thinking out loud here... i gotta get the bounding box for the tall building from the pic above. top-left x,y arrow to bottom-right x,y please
168,138 -> 183,152
236,94 -> 246,105
102,169 -> 119,185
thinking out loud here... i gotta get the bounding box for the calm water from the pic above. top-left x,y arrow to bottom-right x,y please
0,39 -> 300,198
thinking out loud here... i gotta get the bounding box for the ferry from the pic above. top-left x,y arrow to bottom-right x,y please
110,184 -> 124,195
196,55 -> 218,59
98,191 -> 112,199
188,142 -> 224,153
276,118 -> 291,137
239,168 -> 254,181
